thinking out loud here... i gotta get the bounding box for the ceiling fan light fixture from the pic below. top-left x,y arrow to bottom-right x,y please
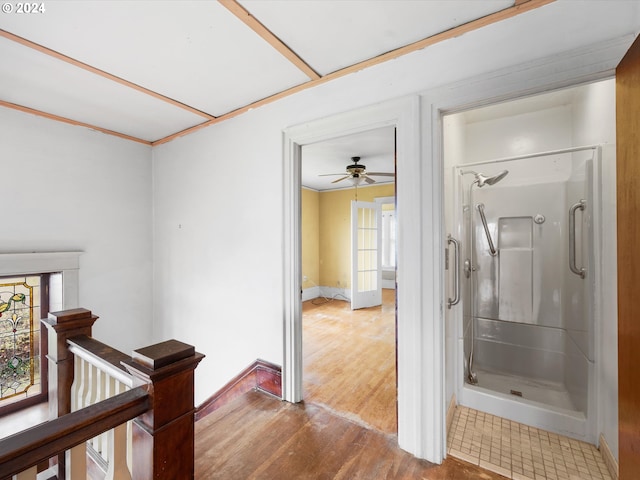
349,174 -> 365,186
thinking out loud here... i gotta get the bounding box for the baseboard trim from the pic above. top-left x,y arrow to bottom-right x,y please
195,359 -> 282,421
302,286 -> 321,302
599,433 -> 618,480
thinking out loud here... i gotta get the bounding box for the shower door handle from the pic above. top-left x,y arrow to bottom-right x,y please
569,199 -> 586,279
447,235 -> 461,308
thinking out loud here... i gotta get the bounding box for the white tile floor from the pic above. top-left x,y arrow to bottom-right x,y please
448,405 -> 613,480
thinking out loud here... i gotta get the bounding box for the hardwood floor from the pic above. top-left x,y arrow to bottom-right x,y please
195,289 -> 505,479
195,390 -> 505,479
302,289 -> 397,435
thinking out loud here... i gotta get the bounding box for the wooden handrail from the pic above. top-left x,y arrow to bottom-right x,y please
0,386 -> 149,479
67,335 -> 134,388
9,308 -> 206,479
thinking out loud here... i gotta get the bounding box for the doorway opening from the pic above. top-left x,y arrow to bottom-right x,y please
300,126 -> 397,433
442,78 -> 617,445
283,95 -> 429,460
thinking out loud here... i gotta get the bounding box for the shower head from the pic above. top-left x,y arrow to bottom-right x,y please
478,170 -> 508,187
461,169 -> 509,188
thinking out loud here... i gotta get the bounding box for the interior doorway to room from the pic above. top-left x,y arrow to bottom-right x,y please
300,126 -> 398,435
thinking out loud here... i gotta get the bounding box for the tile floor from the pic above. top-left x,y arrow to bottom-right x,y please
447,405 -> 613,480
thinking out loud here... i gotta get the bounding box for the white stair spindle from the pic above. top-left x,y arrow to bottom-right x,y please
68,442 -> 87,480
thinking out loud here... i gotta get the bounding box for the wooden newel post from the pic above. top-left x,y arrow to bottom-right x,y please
41,308 -> 98,477
122,339 -> 204,480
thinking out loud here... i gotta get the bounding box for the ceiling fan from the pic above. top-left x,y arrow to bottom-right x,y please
319,156 -> 394,185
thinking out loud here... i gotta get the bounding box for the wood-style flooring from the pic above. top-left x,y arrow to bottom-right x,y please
195,389 -> 503,479
195,289 -> 505,479
302,289 -> 397,435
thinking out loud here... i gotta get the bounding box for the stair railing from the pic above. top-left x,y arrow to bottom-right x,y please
0,308 -> 204,480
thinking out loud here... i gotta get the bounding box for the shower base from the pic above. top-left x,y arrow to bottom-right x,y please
459,365 -> 592,442
473,368 -> 576,412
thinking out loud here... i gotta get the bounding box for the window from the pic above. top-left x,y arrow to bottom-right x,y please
0,252 -> 80,415
0,275 -> 48,408
381,209 -> 396,270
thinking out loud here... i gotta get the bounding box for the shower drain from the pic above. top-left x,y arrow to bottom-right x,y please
510,389 -> 523,397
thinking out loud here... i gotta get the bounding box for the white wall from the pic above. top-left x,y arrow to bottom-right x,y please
464,105 -> 573,162
152,114 -> 285,401
0,108 -> 154,354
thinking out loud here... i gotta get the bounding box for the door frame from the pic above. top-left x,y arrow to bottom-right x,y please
431,36 -> 633,461
283,96 -> 426,458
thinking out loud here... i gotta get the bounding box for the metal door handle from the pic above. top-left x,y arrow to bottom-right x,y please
447,235 -> 460,308
569,199 -> 586,279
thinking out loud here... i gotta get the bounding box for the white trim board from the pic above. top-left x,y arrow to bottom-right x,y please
0,252 -> 82,309
301,286 -> 351,303
283,95 -> 424,458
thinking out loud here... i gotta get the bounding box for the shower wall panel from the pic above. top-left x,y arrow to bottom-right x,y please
565,333 -> 590,414
472,181 -> 565,328
474,318 -> 566,383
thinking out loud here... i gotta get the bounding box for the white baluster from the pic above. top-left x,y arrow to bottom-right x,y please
86,364 -> 99,453
85,363 -> 96,409
105,422 -> 132,480
67,346 -> 137,478
95,368 -> 106,457
78,358 -> 90,411
102,375 -> 116,465
68,443 -> 87,480
71,355 -> 81,412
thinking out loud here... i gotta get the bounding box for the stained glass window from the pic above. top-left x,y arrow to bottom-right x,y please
0,276 -> 41,404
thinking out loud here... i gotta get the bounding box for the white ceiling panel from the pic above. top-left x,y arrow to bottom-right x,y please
0,0 -> 573,144
239,0 -> 514,75
0,37 -> 206,141
302,126 -> 395,191
0,0 -> 311,117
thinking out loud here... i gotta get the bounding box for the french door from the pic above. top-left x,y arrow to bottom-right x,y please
350,200 -> 382,310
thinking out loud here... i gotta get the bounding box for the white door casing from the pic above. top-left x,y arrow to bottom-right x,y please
283,95 -> 425,459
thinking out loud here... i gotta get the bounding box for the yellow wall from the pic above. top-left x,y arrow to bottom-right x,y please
301,187 -> 320,289
317,183 -> 395,289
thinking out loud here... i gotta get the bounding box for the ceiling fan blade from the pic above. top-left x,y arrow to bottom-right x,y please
363,176 -> 376,184
319,173 -> 348,176
331,176 -> 351,184
365,172 -> 395,177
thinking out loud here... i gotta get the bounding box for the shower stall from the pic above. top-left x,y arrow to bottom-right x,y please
449,146 -> 600,442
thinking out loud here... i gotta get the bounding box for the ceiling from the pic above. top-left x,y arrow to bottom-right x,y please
302,126 -> 396,191
304,80 -> 588,192
0,0 -> 544,147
